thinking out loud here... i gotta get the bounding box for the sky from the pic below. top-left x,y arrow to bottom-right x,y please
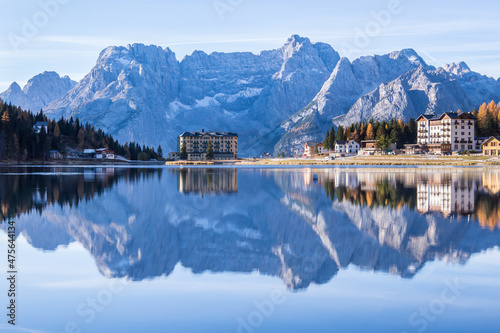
1,0 -> 500,91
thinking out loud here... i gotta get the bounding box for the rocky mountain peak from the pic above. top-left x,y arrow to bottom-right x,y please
444,61 -> 471,76
389,48 -> 427,66
6,82 -> 22,92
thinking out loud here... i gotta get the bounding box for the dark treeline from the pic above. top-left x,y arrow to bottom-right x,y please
0,167 -> 162,221
0,100 -> 163,161
323,118 -> 418,150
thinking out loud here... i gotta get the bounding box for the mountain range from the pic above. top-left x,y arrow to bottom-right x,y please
2,35 -> 500,156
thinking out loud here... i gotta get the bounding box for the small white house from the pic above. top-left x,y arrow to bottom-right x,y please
33,121 -> 48,134
96,148 -> 115,159
317,143 -> 331,155
347,140 -> 360,154
335,141 -> 348,153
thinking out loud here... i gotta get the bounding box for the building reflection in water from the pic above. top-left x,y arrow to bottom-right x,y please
307,168 -> 500,227
177,168 -> 238,194
416,173 -> 476,218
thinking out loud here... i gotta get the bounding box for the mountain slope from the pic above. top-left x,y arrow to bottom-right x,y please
0,71 -> 76,112
335,66 -> 475,126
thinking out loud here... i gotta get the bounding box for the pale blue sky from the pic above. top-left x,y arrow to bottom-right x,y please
1,0 -> 499,91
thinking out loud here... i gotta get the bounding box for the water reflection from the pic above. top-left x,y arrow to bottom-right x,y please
1,166 -> 500,290
177,168 -> 238,194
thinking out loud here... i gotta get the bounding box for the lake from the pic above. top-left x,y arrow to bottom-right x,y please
1,166 -> 500,333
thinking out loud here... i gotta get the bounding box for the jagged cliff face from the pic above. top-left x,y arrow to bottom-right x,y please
2,35 -> 500,156
4,168 -> 500,290
0,71 -> 76,113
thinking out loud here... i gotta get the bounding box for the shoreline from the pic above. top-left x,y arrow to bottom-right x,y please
164,156 -> 500,167
2,156 -> 499,167
0,159 -> 165,166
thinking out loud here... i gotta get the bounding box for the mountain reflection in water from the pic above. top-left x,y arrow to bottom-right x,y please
1,166 -> 500,290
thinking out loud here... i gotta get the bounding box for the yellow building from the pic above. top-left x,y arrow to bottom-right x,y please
482,136 -> 500,156
178,130 -> 238,161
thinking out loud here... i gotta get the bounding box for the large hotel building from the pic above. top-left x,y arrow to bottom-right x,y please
176,130 -> 238,161
416,112 -> 476,153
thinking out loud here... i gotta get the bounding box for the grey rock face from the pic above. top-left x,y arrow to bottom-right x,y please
0,71 -> 75,112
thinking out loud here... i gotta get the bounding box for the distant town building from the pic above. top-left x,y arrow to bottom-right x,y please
358,140 -> 395,155
316,143 -> 331,155
49,150 -> 63,160
481,136 -> 500,157
334,140 -> 347,153
178,130 -> 238,161
83,149 -> 96,158
33,121 -> 48,134
170,152 -> 180,161
346,140 -> 360,154
475,137 -> 490,151
303,142 -> 320,158
416,112 -> 476,153
96,148 -> 115,159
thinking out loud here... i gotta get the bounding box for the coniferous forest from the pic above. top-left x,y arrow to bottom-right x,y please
0,99 -> 162,161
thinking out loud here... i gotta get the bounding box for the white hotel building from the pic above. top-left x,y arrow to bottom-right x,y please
416,112 -> 476,153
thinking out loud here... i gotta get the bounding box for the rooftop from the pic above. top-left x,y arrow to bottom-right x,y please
418,112 -> 476,121
482,136 -> 500,146
180,131 -> 238,138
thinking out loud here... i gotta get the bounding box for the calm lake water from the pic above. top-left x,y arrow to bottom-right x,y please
1,166 -> 500,333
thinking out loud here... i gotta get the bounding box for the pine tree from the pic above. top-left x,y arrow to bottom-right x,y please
359,123 -> 366,140
376,125 -> 389,149
344,127 -> 351,141
37,125 -> 48,159
478,102 -> 488,134
366,123 -> 375,140
324,130 -> 330,150
351,129 -> 360,143
483,111 -> 495,136
336,126 -> 345,141
53,122 -> 61,138
77,128 -> 85,148
1,110 -> 12,159
206,141 -> 214,160
124,143 -> 131,160
497,108 -> 500,132
12,134 -> 20,160
329,126 -> 335,145
157,145 -> 163,160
